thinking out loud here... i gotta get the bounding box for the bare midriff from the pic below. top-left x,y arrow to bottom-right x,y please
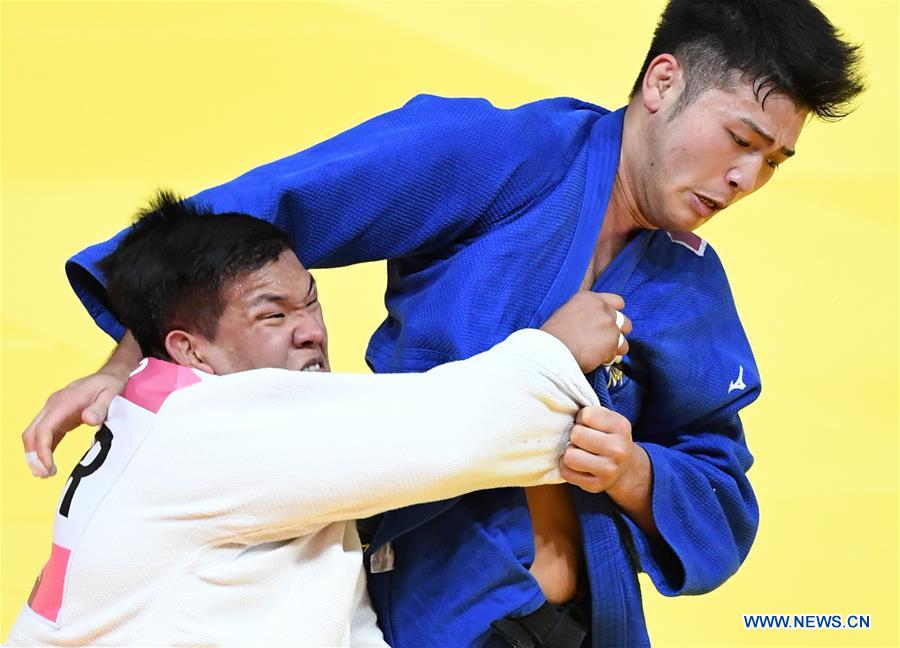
525,484 -> 584,604
526,211 -> 631,603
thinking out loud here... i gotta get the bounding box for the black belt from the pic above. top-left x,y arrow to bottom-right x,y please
485,600 -> 588,648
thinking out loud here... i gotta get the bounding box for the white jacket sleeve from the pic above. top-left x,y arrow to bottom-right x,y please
138,329 -> 598,539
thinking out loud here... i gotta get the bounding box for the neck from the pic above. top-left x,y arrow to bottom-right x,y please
593,160 -> 649,264
607,103 -> 656,236
583,105 -> 655,287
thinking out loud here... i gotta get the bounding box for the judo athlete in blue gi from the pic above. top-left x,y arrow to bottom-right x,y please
24,1 -> 864,646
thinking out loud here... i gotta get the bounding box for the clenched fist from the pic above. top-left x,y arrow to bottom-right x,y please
540,291 -> 631,373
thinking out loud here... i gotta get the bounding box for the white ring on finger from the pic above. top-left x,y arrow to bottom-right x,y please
603,332 -> 627,368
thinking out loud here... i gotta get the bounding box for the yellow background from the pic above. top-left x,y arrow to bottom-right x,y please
2,1 -> 897,645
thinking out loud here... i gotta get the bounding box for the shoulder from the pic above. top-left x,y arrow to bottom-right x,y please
401,93 -> 608,121
627,230 -> 741,326
661,230 -> 710,259
397,94 -> 606,153
640,229 -> 730,282
625,231 -> 760,428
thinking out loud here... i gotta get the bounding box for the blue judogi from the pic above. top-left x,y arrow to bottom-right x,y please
68,95 -> 760,647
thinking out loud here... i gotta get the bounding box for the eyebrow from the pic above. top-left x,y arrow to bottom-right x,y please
740,118 -> 795,157
249,274 -> 316,307
250,293 -> 286,307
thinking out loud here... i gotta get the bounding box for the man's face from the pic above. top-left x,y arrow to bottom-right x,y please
635,78 -> 808,232
198,250 -> 330,375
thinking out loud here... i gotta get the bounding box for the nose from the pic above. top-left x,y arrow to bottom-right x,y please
725,155 -> 764,194
292,315 -> 326,349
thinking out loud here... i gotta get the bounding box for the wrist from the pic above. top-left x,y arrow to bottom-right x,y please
606,443 -> 660,540
606,443 -> 648,504
99,363 -> 132,382
539,326 -> 578,366
101,331 -> 141,379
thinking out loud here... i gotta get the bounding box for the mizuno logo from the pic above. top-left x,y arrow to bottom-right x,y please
728,365 -> 746,393
606,365 -> 625,389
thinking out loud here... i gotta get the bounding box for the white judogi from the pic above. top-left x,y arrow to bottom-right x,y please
8,330 -> 597,646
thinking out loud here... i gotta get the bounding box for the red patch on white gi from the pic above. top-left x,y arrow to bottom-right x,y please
122,358 -> 201,413
28,543 -> 71,622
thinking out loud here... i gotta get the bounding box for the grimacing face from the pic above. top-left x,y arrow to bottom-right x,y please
192,249 -> 330,375
634,66 -> 808,232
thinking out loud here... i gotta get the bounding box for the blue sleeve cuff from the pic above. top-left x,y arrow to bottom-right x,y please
622,440 -> 755,596
65,234 -> 127,342
620,443 -> 687,596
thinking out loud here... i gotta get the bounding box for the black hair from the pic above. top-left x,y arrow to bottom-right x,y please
631,0 -> 865,120
98,190 -> 292,359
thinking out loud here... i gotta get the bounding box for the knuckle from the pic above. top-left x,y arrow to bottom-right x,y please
583,479 -> 603,494
581,406 -> 600,427
595,462 -> 616,483
567,474 -> 587,489
576,424 -> 594,442
602,408 -> 622,429
570,425 -> 586,446
608,444 -> 627,464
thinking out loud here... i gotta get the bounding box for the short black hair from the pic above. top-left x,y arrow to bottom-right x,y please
99,190 -> 292,359
631,0 -> 865,121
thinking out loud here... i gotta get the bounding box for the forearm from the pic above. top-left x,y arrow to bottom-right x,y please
162,330 -> 596,533
607,443 -> 659,540
101,331 -> 142,379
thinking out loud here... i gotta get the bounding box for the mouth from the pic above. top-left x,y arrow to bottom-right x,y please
300,358 -> 326,373
690,192 -> 724,218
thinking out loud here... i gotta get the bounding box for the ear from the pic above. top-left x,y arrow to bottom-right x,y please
164,329 -> 215,374
640,54 -> 682,114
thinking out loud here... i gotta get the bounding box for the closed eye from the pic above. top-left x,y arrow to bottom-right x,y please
730,131 -> 751,148
262,313 -> 285,320
730,130 -> 779,170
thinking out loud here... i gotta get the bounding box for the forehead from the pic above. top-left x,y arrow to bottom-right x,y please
221,250 -> 311,308
692,80 -> 808,148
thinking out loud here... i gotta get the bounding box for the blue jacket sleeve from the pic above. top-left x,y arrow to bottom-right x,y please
66,94 -> 588,340
625,408 -> 758,595
614,232 -> 760,595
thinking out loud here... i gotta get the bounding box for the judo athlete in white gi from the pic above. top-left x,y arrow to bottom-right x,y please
8,194 -> 632,646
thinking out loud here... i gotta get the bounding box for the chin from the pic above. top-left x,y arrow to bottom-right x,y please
651,214 -> 694,233
663,207 -> 709,232
678,218 -> 708,232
